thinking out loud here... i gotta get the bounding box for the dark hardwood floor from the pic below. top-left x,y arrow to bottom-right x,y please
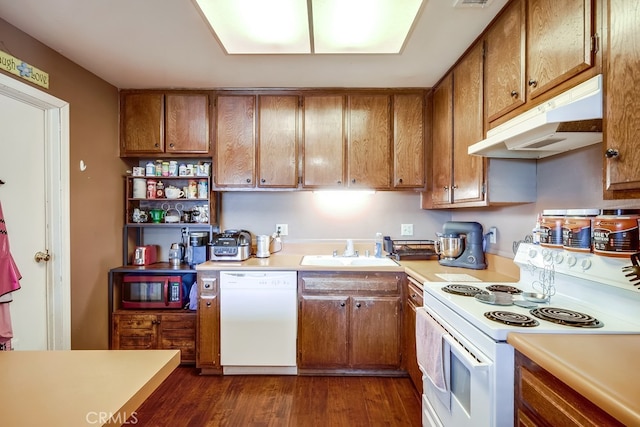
131,367 -> 422,426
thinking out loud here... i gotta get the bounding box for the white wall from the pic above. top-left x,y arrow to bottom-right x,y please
220,190 -> 451,241
452,144 -> 640,258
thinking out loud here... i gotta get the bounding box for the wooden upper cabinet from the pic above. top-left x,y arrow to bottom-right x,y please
257,95 -> 299,188
452,42 -> 485,204
431,75 -> 453,206
120,92 -> 164,155
120,91 -> 210,156
347,94 -> 392,189
302,95 -> 346,188
165,93 -> 210,154
484,0 -> 526,122
214,95 -> 256,187
393,93 -> 425,189
603,0 -> 640,197
526,0 -> 595,99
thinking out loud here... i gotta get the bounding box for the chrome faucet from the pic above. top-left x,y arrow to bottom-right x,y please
334,239 -> 359,257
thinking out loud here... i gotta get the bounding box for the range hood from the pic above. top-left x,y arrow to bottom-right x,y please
468,74 -> 603,159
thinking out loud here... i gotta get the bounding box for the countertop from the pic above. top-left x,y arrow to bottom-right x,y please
0,349 -> 179,427
196,253 -> 519,284
508,333 -> 640,426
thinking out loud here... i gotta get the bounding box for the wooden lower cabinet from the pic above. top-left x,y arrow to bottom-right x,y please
515,350 -> 623,426
111,311 -> 196,364
298,271 -> 403,374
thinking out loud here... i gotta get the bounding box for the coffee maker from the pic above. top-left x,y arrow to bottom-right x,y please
436,221 -> 487,270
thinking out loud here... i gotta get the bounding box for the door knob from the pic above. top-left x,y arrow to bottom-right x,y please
34,251 -> 51,263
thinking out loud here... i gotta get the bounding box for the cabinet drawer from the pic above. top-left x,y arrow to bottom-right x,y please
114,314 -> 156,329
160,313 -> 196,329
518,363 -> 622,426
406,277 -> 423,307
300,272 -> 401,295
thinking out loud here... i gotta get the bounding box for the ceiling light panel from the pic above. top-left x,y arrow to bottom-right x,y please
311,0 -> 424,53
195,0 -> 311,54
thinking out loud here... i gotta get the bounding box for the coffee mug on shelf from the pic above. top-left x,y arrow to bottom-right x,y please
165,187 -> 184,199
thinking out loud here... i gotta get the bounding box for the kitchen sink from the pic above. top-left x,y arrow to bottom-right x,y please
300,255 -> 399,267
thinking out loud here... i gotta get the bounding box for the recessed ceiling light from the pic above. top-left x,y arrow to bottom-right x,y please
194,0 -> 424,54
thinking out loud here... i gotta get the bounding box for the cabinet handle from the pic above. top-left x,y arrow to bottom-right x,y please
411,293 -> 417,298
443,186 -> 449,190
169,143 -> 174,148
260,178 -> 266,183
246,178 -> 251,183
206,301 -> 211,307
452,184 -> 458,189
398,178 -> 403,184
355,302 -> 361,308
605,148 -> 620,159
510,90 -> 518,98
351,179 -> 356,184
337,180 -> 342,184
528,79 -> 538,88
154,143 -> 159,148
340,302 -> 346,307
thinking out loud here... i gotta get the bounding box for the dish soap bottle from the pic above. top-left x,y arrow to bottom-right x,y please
374,232 -> 383,258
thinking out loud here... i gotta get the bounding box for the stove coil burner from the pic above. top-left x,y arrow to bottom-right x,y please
530,307 -> 604,328
442,284 -> 489,297
484,311 -> 540,327
485,284 -> 522,294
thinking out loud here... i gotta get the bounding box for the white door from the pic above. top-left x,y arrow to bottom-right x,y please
0,73 -> 71,350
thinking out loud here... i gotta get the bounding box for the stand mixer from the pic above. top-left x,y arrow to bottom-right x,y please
436,221 -> 487,270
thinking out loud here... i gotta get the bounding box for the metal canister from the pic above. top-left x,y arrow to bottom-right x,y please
562,209 -> 599,252
540,209 -> 566,247
197,179 -> 208,199
146,179 -> 157,199
187,180 -> 198,199
593,209 -> 640,257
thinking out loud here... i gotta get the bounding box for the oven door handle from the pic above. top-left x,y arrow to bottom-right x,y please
442,334 -> 490,372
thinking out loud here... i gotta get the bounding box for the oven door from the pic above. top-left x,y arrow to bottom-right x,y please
419,307 -> 493,427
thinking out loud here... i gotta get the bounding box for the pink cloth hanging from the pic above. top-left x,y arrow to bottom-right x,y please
0,201 -> 21,298
0,201 -> 21,347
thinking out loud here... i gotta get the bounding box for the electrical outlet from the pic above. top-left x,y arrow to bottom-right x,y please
276,224 -> 289,236
489,227 -> 497,244
401,224 -> 414,236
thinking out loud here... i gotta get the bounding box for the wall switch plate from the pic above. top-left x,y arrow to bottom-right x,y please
401,224 -> 414,236
276,224 -> 289,236
489,227 -> 497,244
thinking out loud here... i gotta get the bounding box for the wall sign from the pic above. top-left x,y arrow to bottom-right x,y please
0,50 -> 49,89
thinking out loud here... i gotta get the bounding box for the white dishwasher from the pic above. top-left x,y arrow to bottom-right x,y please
220,270 -> 298,375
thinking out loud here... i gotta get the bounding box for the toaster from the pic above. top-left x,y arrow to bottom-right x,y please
133,245 -> 158,265
209,230 -> 252,261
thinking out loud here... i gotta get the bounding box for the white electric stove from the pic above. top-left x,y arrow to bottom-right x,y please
418,243 -> 640,427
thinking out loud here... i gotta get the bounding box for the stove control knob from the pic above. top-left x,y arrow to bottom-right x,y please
580,258 -> 592,271
554,253 -> 564,264
566,256 -> 577,267
528,248 -> 538,258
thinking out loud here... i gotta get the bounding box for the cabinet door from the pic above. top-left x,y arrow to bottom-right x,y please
257,95 -> 299,188
158,313 -> 196,363
404,280 -> 423,394
527,0 -> 595,99
604,0 -> 640,196
298,295 -> 349,368
214,95 -> 256,187
196,295 -> 220,370
431,75 -> 453,205
347,94 -> 392,189
120,93 -> 164,155
112,313 -> 157,350
350,296 -> 401,368
484,0 -> 526,122
393,93 -> 425,188
302,95 -> 345,188
452,43 -> 485,204
165,93 -> 210,154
